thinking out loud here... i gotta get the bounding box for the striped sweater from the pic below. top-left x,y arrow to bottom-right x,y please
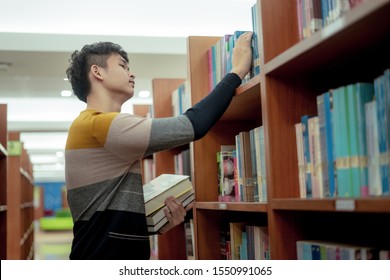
65,73 -> 242,259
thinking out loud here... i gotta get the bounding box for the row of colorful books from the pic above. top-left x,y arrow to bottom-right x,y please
217,126 -> 267,203
297,240 -> 390,260
297,0 -> 368,40
207,2 -> 260,91
172,81 -> 191,117
220,223 -> 269,260
295,69 -> 389,198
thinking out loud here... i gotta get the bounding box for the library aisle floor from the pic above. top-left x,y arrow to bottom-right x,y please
34,221 -> 73,260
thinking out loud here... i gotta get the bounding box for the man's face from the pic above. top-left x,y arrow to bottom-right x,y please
101,53 -> 135,101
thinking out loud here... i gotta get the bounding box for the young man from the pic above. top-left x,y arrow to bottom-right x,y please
65,32 -> 253,259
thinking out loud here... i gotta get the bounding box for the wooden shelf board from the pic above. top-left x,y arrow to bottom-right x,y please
20,168 -> 34,184
20,222 -> 34,246
271,197 -> 390,213
20,201 -> 34,209
195,201 -> 268,212
0,143 -> 7,157
264,0 -> 390,77
221,75 -> 261,121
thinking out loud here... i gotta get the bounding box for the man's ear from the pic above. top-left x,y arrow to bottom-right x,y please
91,65 -> 103,81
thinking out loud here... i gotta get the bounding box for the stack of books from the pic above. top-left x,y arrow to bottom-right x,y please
143,174 -> 194,234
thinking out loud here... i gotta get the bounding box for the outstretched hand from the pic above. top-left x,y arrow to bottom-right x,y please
230,31 -> 253,80
158,196 -> 194,234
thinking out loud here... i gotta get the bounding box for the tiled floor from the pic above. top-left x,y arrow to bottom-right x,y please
34,222 -> 73,260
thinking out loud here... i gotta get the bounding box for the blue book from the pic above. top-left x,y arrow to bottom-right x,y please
301,115 -> 313,198
355,83 -> 374,197
317,91 -> 336,197
303,242 -> 312,259
240,231 -> 248,260
346,83 -> 361,197
311,243 -> 321,260
321,0 -> 329,26
333,86 -> 352,197
374,73 -> 389,195
383,69 -> 390,195
251,3 -> 260,76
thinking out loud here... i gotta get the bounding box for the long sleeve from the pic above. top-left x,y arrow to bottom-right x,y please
184,72 -> 242,140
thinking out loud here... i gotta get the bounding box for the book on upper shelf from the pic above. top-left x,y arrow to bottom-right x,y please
143,174 -> 194,216
147,190 -> 195,234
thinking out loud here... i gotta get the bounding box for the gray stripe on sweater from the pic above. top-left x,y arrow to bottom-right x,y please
145,115 -> 194,156
67,172 -> 144,222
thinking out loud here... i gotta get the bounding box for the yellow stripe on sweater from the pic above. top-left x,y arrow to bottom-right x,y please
66,110 -> 119,150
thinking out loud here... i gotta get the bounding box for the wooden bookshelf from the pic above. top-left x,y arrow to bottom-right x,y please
7,132 -> 35,259
0,104 -> 8,260
258,0 -> 390,259
185,0 -> 390,260
151,78 -> 188,259
186,36 -> 263,260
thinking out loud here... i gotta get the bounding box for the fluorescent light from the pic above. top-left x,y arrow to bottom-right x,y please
61,90 -> 72,97
138,90 -> 151,98
56,151 -> 64,157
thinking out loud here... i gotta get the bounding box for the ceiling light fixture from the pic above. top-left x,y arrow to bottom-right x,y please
56,151 -> 64,157
61,90 -> 72,97
138,90 -> 151,98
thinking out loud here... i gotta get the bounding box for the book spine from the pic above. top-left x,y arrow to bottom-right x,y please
333,86 -> 352,197
308,116 -> 319,197
346,84 -> 361,197
375,74 -> 390,195
355,83 -> 374,197
259,126 -> 267,202
295,123 -> 307,198
365,101 -> 381,196
301,115 -> 313,197
254,126 -> 263,202
250,128 -> 259,202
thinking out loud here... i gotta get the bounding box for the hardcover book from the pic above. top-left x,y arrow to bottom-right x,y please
143,174 -> 194,216
147,190 -> 195,234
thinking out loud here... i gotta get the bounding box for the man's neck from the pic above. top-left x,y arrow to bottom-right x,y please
86,91 -> 122,113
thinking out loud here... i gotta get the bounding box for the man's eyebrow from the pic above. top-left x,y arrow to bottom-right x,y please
119,57 -> 128,64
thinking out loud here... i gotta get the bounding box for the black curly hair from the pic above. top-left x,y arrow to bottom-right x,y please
66,42 -> 129,103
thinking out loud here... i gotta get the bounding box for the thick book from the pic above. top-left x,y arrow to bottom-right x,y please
147,191 -> 195,234
365,100 -> 381,196
317,91 -> 336,197
217,145 -> 236,202
143,174 -> 193,216
147,189 -> 194,226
